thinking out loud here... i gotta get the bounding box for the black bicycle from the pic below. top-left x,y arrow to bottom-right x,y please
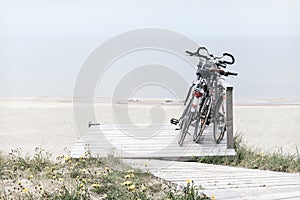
171,47 -> 238,146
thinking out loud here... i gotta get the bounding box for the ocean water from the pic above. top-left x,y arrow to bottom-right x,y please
1,36 -> 299,104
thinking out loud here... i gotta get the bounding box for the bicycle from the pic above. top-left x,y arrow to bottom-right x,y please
171,47 -> 238,146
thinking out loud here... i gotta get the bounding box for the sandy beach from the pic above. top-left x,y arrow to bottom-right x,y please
0,98 -> 299,157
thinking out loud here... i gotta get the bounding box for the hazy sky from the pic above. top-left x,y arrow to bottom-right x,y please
1,0 -> 299,103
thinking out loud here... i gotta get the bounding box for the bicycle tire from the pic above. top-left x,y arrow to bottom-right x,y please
213,94 -> 226,144
193,96 -> 212,143
178,112 -> 193,146
178,95 -> 193,130
215,124 -> 226,144
178,118 -> 186,146
193,116 -> 201,142
178,96 -> 193,146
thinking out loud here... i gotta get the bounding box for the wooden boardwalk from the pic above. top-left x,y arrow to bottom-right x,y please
124,159 -> 300,200
71,80 -> 235,159
71,124 -> 235,159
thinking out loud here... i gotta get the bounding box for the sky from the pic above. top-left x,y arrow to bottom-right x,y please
0,0 -> 299,103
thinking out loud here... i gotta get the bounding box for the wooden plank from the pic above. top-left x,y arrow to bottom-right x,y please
205,186 -> 300,200
226,86 -> 234,149
71,124 -> 236,159
169,178 -> 300,188
204,186 -> 300,200
219,79 -> 234,148
124,159 -> 300,200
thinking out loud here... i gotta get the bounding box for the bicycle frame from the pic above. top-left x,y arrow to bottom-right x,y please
170,46 -> 237,146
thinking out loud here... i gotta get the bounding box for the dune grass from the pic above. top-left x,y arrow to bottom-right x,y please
194,136 -> 300,173
0,148 -> 211,200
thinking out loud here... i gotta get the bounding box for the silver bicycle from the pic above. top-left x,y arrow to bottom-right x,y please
171,47 -> 238,146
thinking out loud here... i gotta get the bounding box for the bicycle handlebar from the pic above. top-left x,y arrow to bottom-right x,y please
224,71 -> 238,76
216,62 -> 227,68
186,47 -> 235,66
207,67 -> 238,77
186,50 -> 210,60
220,53 -> 235,65
185,50 -> 194,56
196,46 -> 209,54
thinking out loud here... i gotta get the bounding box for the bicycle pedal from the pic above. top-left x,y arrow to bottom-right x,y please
170,118 -> 179,125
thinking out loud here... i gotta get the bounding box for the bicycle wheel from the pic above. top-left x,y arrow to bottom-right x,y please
178,96 -> 193,146
178,112 -> 194,146
179,96 -> 193,129
193,96 -> 212,143
213,92 -> 226,144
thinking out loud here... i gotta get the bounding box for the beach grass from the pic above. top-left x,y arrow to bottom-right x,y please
0,148 -> 211,200
194,135 -> 300,173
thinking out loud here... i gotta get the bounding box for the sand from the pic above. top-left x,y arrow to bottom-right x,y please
0,98 -> 299,156
234,105 -> 300,156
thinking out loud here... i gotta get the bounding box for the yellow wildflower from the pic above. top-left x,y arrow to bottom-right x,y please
80,183 -> 84,188
122,180 -> 132,186
58,178 -> 64,182
91,183 -> 101,188
126,169 -> 134,173
211,194 -> 216,200
141,184 -> 146,191
124,174 -> 134,178
144,162 -> 148,167
124,174 -> 131,179
186,179 -> 191,184
64,156 -> 71,161
22,188 -> 28,193
127,184 -> 135,192
28,175 -> 34,179
257,152 -> 264,157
